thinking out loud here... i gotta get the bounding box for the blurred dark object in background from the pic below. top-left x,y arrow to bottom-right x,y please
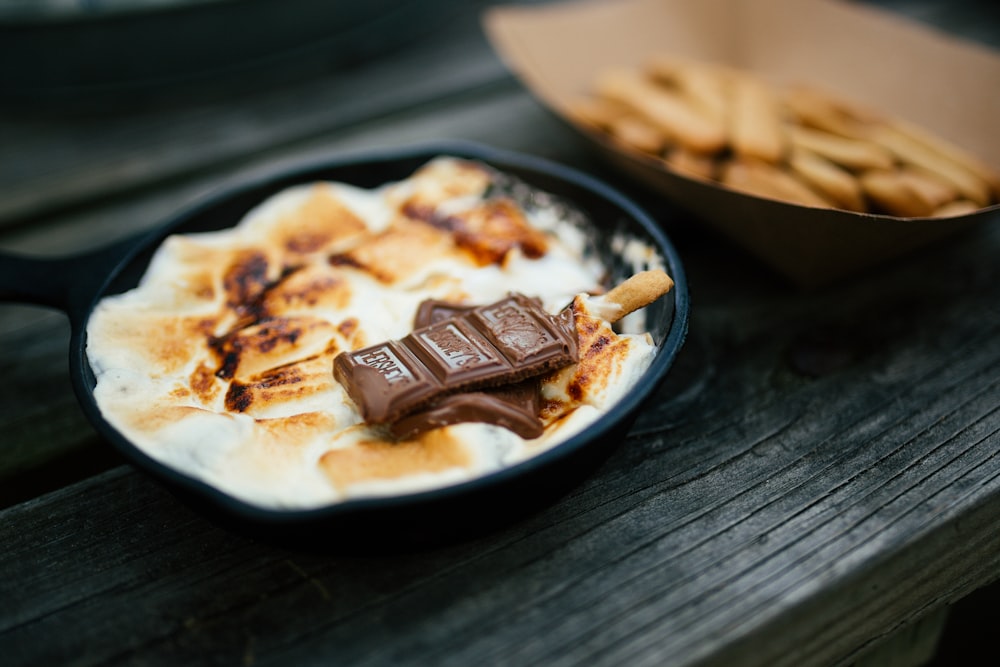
0,0 -> 461,115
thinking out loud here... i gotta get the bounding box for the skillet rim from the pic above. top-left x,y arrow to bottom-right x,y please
66,140 -> 690,529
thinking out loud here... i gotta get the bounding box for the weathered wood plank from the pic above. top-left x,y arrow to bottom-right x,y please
1,3 -> 999,666
1,204 -> 998,667
0,0 -> 512,226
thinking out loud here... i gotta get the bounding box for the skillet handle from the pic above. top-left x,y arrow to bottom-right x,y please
0,233 -> 146,324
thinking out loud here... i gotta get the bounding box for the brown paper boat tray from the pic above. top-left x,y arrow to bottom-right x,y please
484,0 -> 1000,287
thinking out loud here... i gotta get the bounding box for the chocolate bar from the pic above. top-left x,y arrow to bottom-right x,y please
386,299 -> 544,440
389,378 -> 543,440
333,293 -> 576,424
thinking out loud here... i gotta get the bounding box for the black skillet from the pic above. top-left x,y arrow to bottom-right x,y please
0,142 -> 689,549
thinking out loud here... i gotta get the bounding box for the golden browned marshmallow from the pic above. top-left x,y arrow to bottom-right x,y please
256,184 -> 369,258
86,156 -> 666,509
319,429 -> 472,489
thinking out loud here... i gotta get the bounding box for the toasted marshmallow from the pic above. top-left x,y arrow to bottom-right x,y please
87,157 -> 663,509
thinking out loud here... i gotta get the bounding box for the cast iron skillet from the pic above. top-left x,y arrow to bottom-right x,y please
0,141 -> 689,549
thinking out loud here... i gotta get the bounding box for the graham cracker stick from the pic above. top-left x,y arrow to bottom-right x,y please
601,270 -> 674,322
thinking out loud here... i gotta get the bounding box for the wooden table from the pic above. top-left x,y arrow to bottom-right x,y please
2,1 -> 998,665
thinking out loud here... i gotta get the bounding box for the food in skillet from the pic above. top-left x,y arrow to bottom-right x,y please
570,56 -> 1000,216
85,157 -> 672,509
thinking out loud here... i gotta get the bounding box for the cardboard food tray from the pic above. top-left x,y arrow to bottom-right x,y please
483,0 -> 1000,287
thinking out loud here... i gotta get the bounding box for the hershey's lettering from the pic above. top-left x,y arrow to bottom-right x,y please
419,324 -> 485,368
357,346 -> 414,384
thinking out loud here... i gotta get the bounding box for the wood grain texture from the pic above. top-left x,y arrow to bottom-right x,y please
0,0 -> 510,227
1,2 -> 999,666
2,195 -> 998,666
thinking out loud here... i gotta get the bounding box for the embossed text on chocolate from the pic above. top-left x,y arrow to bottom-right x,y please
480,302 -> 549,349
418,324 -> 485,368
357,345 -> 414,385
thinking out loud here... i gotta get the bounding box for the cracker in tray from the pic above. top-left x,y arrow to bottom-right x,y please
571,55 -> 1000,217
